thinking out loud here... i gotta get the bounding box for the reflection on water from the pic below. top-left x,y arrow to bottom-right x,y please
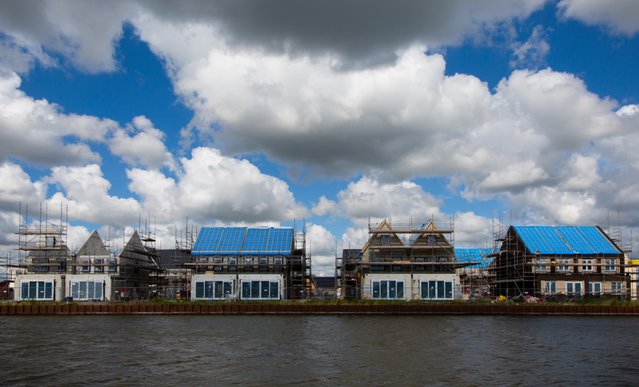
1,315 -> 638,385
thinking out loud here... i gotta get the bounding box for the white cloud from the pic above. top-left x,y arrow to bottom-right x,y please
454,212 -> 496,248
0,71 -> 116,166
127,146 -> 306,225
510,25 -> 550,69
311,196 -> 339,217
306,224 -> 336,276
337,176 -> 443,226
0,161 -> 45,211
558,0 -> 639,36
109,115 -> 175,170
47,164 -> 141,226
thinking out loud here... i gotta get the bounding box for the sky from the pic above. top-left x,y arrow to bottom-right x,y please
1,0 -> 639,276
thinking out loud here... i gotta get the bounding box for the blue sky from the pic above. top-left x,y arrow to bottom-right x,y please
1,1 -> 639,274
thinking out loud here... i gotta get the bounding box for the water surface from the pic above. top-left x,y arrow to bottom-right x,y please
0,315 -> 637,385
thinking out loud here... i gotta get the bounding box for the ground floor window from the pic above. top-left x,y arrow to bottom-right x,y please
372,280 -> 404,299
240,281 -> 279,299
611,282 -> 623,295
421,280 -> 453,300
545,281 -> 556,294
195,281 -> 234,300
588,282 -> 602,296
566,282 -> 583,297
71,281 -> 103,300
21,281 -> 53,300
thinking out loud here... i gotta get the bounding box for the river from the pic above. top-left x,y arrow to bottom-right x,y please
0,315 -> 637,385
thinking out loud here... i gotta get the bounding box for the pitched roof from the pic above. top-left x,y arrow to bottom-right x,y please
76,230 -> 109,256
119,230 -> 149,260
512,225 -> 621,255
191,226 -> 294,256
455,248 -> 494,269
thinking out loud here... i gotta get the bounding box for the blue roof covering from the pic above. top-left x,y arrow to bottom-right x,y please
455,248 -> 494,269
192,226 -> 293,256
513,226 -> 621,255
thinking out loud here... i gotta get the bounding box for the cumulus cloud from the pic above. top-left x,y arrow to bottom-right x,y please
306,223 -> 337,276
510,25 -> 549,69
558,0 -> 639,36
127,147 -> 306,225
337,177 -> 443,226
311,196 -> 339,217
0,0 -> 135,72
0,161 -> 45,211
0,71 -> 116,166
47,164 -> 142,226
109,115 -> 175,169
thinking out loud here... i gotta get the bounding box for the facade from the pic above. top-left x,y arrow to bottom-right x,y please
455,248 -> 494,300
340,219 -> 470,301
15,228 -> 160,302
491,225 -> 629,300
188,226 -> 310,301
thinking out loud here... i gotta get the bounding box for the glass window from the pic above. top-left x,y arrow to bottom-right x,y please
558,259 -> 571,273
242,282 -> 250,298
204,281 -> 213,298
388,281 -> 396,298
445,282 -> 453,299
397,282 -> 404,299
29,281 -> 37,299
582,259 -> 593,272
21,283 -> 28,299
214,282 -> 223,298
261,281 -> 270,298
605,259 -> 616,272
545,281 -> 556,294
224,282 -> 232,296
95,282 -> 103,300
380,281 -> 388,299
195,282 -> 204,299
72,282 -> 79,299
373,281 -> 380,298
589,282 -> 601,295
270,282 -> 278,299
611,282 -> 623,295
437,281 -> 445,299
251,281 -> 260,298
88,282 -> 95,299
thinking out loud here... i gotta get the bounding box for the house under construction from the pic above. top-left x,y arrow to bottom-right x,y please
13,205 -> 161,301
337,219 -> 474,300
186,226 -> 311,300
490,225 -> 629,300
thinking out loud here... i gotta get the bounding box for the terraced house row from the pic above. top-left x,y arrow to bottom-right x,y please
5,213 -> 634,302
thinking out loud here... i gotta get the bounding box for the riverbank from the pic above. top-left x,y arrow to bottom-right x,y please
3,302 -> 639,315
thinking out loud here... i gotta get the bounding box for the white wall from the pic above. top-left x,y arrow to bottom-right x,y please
362,273 -> 459,300
66,274 -> 113,301
15,274 -> 65,302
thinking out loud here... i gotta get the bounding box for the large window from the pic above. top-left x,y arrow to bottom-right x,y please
545,281 -> 556,295
195,281 -> 234,300
588,282 -> 602,296
240,280 -> 279,300
534,259 -> 547,273
605,259 -> 616,273
70,281 -> 103,301
421,280 -> 453,300
581,259 -> 593,273
611,282 -> 623,295
566,282 -> 583,297
372,280 -> 404,299
20,281 -> 53,300
557,259 -> 571,273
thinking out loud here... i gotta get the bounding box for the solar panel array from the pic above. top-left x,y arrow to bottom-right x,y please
513,226 -> 620,255
192,226 -> 293,256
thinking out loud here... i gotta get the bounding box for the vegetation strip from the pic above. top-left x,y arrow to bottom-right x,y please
2,303 -> 639,315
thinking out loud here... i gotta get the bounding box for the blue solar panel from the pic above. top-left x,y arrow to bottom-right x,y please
217,227 -> 246,254
267,228 -> 293,255
192,227 -> 225,255
242,228 -> 270,255
192,226 -> 293,256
